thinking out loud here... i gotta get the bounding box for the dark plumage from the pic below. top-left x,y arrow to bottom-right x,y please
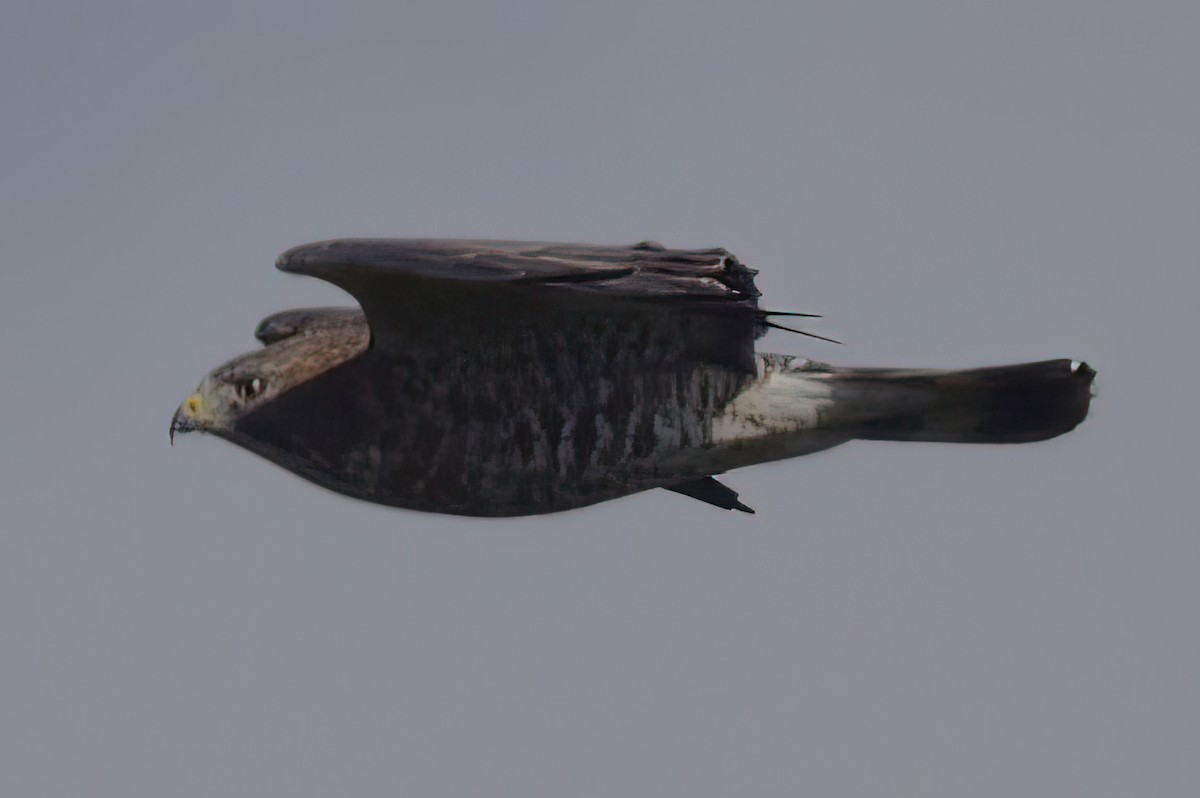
171,239 -> 1095,516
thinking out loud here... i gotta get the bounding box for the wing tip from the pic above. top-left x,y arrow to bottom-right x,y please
276,240 -> 339,274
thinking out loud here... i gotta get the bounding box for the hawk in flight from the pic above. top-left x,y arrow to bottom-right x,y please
170,239 -> 1094,515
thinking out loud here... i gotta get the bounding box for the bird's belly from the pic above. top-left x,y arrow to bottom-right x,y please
231,354 -> 856,516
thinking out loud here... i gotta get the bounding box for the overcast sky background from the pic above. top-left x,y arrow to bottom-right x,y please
2,2 -> 1197,796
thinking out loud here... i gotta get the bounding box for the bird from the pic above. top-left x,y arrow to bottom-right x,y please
170,239 -> 1095,516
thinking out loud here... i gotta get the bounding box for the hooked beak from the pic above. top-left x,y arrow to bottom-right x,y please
169,394 -> 204,445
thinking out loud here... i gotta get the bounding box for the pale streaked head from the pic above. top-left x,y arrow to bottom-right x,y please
170,320 -> 369,443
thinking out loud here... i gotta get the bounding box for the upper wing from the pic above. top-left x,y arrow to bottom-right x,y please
276,239 -> 760,300
275,239 -> 765,371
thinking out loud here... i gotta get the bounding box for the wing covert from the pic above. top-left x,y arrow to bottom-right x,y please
254,307 -> 366,345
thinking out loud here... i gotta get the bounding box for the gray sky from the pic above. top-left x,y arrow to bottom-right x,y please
2,2 -> 1197,796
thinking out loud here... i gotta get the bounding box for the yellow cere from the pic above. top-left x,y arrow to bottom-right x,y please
186,395 -> 203,415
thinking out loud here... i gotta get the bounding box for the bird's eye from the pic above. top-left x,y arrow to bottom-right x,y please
236,377 -> 265,401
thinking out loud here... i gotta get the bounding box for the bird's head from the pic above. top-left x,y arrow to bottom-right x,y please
170,348 -> 298,443
170,322 -> 369,444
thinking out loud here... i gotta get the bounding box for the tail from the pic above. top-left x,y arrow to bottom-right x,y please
826,358 -> 1096,444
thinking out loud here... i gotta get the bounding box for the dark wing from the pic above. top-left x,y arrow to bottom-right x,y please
276,239 -> 764,372
254,307 -> 365,345
276,239 -> 760,299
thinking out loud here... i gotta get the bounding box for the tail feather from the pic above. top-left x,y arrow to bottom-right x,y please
830,359 -> 1096,444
